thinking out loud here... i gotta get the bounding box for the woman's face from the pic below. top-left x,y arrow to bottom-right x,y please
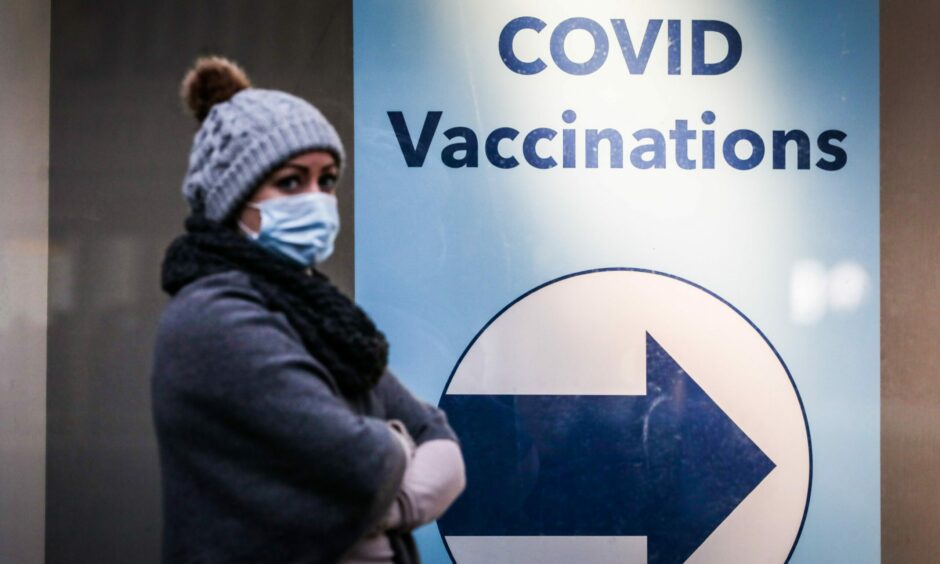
237,149 -> 339,233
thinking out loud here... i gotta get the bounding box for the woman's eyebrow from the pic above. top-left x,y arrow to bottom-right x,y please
279,163 -> 309,174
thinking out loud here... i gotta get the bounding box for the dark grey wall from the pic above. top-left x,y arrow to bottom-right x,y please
45,2 -> 353,562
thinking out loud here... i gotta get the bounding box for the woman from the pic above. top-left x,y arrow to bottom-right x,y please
152,56 -> 465,564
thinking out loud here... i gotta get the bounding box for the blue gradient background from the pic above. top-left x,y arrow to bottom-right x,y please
354,1 -> 879,562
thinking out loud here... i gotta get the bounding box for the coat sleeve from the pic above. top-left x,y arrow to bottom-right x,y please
373,370 -> 459,445
371,371 -> 467,531
152,273 -> 407,559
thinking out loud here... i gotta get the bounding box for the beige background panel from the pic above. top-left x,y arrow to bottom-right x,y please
882,1 -> 940,562
0,0 -> 50,562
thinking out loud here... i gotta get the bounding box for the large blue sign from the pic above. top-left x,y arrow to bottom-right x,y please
354,2 -> 878,562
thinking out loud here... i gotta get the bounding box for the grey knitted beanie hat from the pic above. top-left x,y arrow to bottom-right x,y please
179,56 -> 345,223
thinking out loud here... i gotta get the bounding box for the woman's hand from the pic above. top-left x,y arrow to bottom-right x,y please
386,419 -> 416,460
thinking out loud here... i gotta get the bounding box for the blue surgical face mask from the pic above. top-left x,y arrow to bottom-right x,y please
238,192 -> 340,266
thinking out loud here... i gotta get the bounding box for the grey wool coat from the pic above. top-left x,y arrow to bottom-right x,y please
151,270 -> 457,563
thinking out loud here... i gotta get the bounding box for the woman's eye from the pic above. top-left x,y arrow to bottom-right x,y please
275,174 -> 303,191
318,173 -> 338,191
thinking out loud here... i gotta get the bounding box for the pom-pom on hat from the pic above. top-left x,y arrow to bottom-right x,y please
179,56 -> 346,223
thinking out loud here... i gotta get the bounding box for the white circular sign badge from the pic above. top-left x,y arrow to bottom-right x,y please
438,268 -> 811,564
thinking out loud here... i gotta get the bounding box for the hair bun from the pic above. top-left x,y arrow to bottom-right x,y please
180,56 -> 251,123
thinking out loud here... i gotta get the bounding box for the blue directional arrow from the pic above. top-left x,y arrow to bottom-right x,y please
438,333 -> 776,563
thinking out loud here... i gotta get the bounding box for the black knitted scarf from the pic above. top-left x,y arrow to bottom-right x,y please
160,208 -> 389,397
